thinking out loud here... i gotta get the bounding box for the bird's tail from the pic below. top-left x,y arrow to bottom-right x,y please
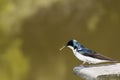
107,59 -> 118,63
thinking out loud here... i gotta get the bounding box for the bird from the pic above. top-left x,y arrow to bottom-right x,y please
60,39 -> 117,65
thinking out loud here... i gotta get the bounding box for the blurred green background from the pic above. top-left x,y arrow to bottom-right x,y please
0,0 -> 120,80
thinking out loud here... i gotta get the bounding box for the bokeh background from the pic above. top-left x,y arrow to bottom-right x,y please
0,0 -> 120,80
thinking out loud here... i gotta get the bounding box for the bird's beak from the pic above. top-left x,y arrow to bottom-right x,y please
59,46 -> 66,51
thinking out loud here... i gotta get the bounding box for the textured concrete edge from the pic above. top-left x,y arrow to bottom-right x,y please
73,66 -> 96,80
73,63 -> 120,80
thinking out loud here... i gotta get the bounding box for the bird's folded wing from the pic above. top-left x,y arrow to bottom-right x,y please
83,52 -> 115,61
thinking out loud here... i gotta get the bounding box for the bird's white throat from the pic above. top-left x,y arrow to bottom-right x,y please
67,46 -> 74,50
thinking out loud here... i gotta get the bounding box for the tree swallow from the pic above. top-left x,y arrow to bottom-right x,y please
61,39 -> 117,65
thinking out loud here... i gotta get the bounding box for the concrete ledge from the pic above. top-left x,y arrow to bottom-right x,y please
73,63 -> 120,80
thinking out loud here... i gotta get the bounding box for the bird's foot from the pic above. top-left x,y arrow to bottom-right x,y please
79,64 -> 84,67
79,62 -> 86,67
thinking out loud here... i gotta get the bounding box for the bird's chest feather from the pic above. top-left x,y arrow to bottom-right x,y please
72,50 -> 87,61
72,50 -> 107,64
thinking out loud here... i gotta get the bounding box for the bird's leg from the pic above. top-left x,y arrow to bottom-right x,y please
79,62 -> 86,66
87,62 -> 91,67
82,62 -> 86,65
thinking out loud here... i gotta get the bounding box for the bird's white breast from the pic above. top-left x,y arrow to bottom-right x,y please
68,46 -> 108,64
74,50 -> 108,64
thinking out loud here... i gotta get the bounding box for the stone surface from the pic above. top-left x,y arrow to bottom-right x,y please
73,63 -> 120,80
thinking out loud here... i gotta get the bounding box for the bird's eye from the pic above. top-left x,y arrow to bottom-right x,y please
74,46 -> 77,49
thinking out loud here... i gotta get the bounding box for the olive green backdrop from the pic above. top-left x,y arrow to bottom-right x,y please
0,0 -> 120,80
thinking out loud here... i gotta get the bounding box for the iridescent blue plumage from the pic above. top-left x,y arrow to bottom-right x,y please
66,39 -> 117,65
67,39 -> 94,53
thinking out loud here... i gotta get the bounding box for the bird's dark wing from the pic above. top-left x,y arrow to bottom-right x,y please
82,50 -> 115,61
